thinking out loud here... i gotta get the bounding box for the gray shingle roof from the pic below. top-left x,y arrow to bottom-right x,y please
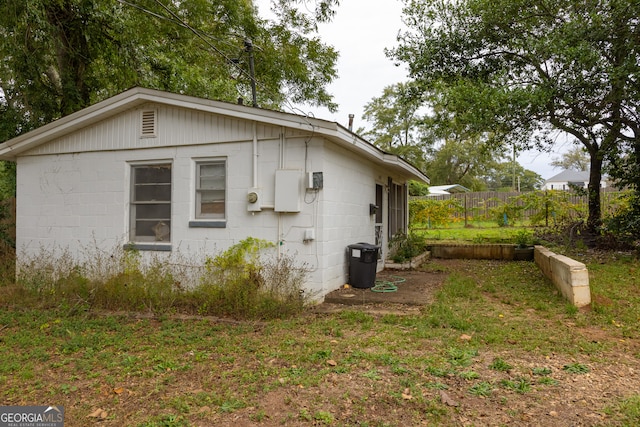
545,170 -> 589,182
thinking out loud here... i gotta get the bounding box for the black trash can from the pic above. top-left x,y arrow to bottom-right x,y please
347,243 -> 380,289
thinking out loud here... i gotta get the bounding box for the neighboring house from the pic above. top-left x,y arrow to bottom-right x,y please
426,184 -> 470,196
542,170 -> 608,191
0,87 -> 428,300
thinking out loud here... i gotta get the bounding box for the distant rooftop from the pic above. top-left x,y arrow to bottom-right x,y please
428,184 -> 471,195
545,170 -> 590,183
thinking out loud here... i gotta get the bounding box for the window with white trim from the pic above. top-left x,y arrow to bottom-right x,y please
130,163 -> 172,243
195,160 -> 226,220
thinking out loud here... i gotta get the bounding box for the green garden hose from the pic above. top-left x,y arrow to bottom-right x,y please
371,276 -> 406,293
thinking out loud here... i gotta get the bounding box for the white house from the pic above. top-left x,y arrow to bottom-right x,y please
0,87 -> 428,300
542,169 -> 608,191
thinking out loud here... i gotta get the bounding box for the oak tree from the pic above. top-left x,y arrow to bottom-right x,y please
391,0 -> 640,233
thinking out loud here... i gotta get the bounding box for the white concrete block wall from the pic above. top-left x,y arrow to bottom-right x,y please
319,143 -> 382,292
15,133 -> 331,297
17,154 -> 128,255
549,254 -> 591,306
13,104 -> 412,301
534,246 -> 591,307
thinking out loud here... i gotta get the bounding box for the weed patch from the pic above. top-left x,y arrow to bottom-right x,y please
563,363 -> 590,374
500,377 -> 531,394
489,357 -> 513,372
468,381 -> 493,397
604,395 -> 640,425
2,238 -> 309,320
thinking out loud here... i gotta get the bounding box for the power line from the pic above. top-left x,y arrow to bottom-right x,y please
117,0 -> 320,125
151,0 -> 248,73
116,0 -> 254,90
117,0 -> 243,52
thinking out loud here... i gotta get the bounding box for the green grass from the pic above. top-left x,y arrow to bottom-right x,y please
489,357 -> 513,372
585,254 -> 640,340
563,363 -> 590,374
500,377 -> 531,394
0,251 -> 638,425
413,221 -> 536,244
604,395 -> 640,425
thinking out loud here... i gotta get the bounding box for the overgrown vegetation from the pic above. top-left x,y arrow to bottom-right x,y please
2,238 -> 309,320
603,193 -> 640,253
411,189 -> 639,252
0,197 -> 13,248
0,197 -> 14,286
410,190 -> 608,229
1,257 -> 638,425
387,232 -> 428,263
409,197 -> 463,228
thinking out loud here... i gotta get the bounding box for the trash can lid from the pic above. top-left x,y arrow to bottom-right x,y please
347,242 -> 379,250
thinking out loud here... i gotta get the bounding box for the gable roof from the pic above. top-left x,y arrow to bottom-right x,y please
0,87 -> 429,183
545,169 -> 590,183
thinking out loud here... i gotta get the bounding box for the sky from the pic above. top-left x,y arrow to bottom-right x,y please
255,0 -> 568,180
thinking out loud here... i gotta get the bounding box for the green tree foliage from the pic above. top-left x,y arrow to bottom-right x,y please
408,180 -> 429,196
551,146 -> 591,172
0,161 -> 16,199
360,82 -> 432,170
485,162 -> 544,192
425,135 -> 503,190
391,0 -> 640,234
360,82 -> 509,189
0,0 -> 339,136
0,0 -> 340,199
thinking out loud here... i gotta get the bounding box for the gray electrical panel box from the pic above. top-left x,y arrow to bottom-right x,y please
306,171 -> 323,189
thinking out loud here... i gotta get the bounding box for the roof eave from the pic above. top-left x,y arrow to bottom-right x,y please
318,125 -> 429,184
0,87 -> 330,160
0,87 -> 430,184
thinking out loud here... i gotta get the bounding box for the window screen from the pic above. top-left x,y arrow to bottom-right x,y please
130,164 -> 171,242
196,161 -> 226,219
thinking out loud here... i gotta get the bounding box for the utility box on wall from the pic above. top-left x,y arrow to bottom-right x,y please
275,169 -> 301,212
306,171 -> 323,189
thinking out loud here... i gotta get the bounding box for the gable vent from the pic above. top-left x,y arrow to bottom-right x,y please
141,110 -> 157,137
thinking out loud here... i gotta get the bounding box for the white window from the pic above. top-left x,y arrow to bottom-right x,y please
130,163 -> 172,243
195,160 -> 226,220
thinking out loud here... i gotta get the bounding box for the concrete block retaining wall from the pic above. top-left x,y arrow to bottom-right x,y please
534,245 -> 591,307
424,243 -> 591,307
429,244 -> 516,260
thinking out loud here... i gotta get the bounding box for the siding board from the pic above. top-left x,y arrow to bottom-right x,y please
23,104 -> 265,156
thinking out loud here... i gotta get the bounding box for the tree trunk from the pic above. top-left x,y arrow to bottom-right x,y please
634,137 -> 640,192
586,154 -> 603,233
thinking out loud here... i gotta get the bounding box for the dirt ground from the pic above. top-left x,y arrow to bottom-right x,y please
250,259 -> 640,427
320,268 -> 444,314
